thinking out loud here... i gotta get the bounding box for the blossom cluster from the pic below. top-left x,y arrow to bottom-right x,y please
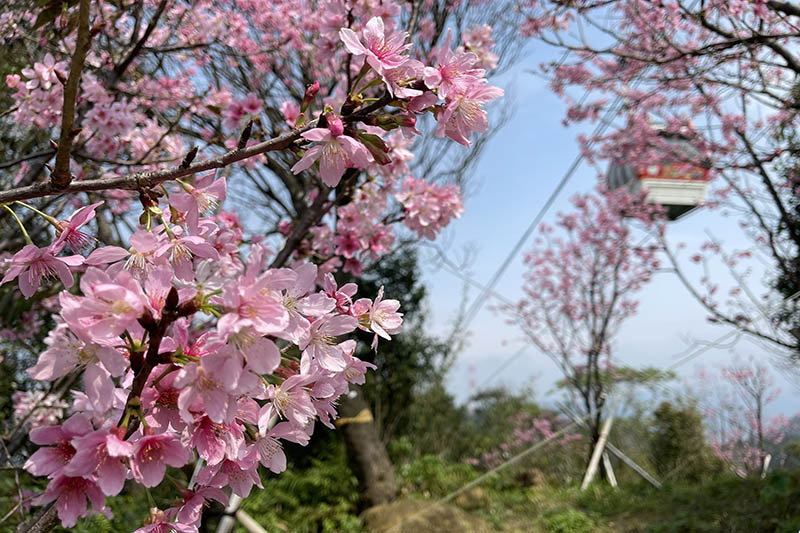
0,3 -> 506,529
396,177 -> 465,240
291,17 -> 503,186
698,360 -> 792,477
9,175 -> 402,528
12,390 -> 69,430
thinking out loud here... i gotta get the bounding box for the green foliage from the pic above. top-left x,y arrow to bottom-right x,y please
649,401 -> 723,482
238,442 -> 363,533
542,510 -> 595,533
465,386 -> 541,455
352,250 -> 453,445
785,440 -> 800,466
393,382 -> 473,461
397,455 -> 478,497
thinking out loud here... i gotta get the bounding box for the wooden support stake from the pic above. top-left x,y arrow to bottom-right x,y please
567,409 -> 663,490
581,413 -> 614,490
236,509 -> 269,533
761,454 -> 772,479
605,442 -> 662,489
602,451 -> 618,488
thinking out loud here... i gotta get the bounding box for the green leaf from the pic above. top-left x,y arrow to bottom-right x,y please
33,6 -> 63,29
33,0 -> 79,29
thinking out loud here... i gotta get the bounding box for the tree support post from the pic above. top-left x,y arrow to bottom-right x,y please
581,411 -> 614,490
602,451 -> 618,488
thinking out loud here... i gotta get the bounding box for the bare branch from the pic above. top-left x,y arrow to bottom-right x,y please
0,123 -> 315,204
51,0 -> 93,188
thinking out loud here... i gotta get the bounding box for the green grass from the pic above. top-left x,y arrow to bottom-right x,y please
395,456 -> 800,533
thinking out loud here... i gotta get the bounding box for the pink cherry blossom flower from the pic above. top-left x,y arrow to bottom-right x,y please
258,374 -> 316,432
170,175 -> 227,233
65,429 -> 133,496
280,100 -> 300,127
23,415 -> 92,478
196,448 -> 262,498
32,474 -> 106,527
183,416 -> 244,466
256,422 -> 309,474
130,433 -> 190,487
85,230 -> 164,280
256,434 -> 287,474
339,17 -> 411,75
380,58 -> 424,98
51,201 -> 103,253
176,486 -> 228,526
224,327 -> 281,374
59,267 -> 146,345
462,24 -> 499,70
435,82 -> 504,146
216,273 -> 289,338
396,177 -> 464,239
298,314 -> 358,371
423,30 -> 484,100
0,244 -> 83,297
280,263 -> 336,343
21,53 -> 65,90
322,273 -> 357,313
141,367 -> 185,431
28,323 -> 128,411
135,508 -> 198,533
27,323 -> 124,381
368,286 -> 403,348
174,349 -> 243,424
340,341 -> 376,385
290,125 -> 371,187
223,93 -> 262,130
156,234 -> 219,281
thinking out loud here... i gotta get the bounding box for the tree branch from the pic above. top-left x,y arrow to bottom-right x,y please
112,0 -> 168,82
0,123 -> 315,204
51,0 -> 92,188
15,503 -> 57,533
768,0 -> 800,18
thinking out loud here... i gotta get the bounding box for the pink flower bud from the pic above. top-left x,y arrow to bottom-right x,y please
327,114 -> 344,137
301,81 -> 320,112
304,81 -> 320,100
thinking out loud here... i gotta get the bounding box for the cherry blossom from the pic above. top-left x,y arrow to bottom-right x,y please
290,121 -> 372,187
0,3 -> 508,528
339,17 -> 411,75
52,201 -> 103,253
435,82 -> 504,146
0,244 -> 83,297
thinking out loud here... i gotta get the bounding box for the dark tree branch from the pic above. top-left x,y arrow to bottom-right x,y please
0,123 -> 315,203
112,0 -> 169,82
51,0 -> 93,188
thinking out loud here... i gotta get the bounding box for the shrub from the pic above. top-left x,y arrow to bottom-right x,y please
542,510 -> 595,533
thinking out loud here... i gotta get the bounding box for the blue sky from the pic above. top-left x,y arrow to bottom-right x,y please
419,43 -> 800,418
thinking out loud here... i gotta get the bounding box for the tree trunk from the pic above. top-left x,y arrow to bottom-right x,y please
337,386 -> 397,509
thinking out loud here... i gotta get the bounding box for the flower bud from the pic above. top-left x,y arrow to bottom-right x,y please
375,112 -> 417,131
301,81 -> 320,112
358,132 -> 392,165
327,114 -> 344,137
